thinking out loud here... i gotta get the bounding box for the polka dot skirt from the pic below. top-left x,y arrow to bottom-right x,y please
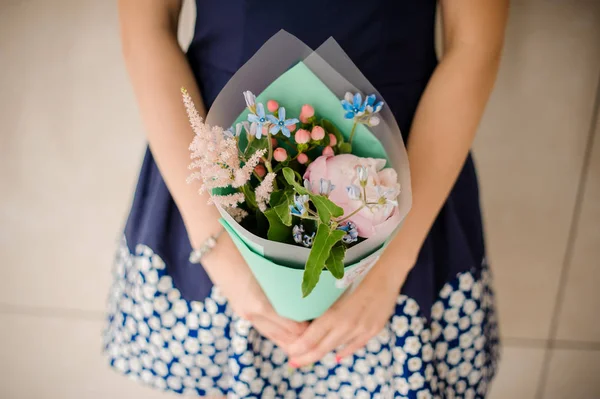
103,238 -> 500,398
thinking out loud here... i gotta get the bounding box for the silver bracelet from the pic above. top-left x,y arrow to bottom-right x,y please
189,228 -> 224,264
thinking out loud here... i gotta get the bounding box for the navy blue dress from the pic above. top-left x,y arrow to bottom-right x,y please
104,1 -> 500,397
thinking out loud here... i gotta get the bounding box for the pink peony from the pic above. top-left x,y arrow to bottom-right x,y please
297,153 -> 309,164
273,147 -> 288,162
311,126 -> 325,141
299,104 -> 314,123
267,100 -> 279,113
295,129 -> 311,144
303,154 -> 401,238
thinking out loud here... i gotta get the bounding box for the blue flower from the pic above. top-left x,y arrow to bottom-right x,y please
302,232 -> 316,248
364,94 -> 384,113
266,107 -> 299,138
292,225 -> 305,244
247,103 -> 269,138
289,194 -> 309,217
341,92 -> 366,120
337,221 -> 358,244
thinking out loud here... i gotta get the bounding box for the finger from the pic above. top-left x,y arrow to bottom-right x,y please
335,333 -> 372,360
252,316 -> 297,349
286,314 -> 335,358
288,324 -> 356,367
265,310 -> 310,336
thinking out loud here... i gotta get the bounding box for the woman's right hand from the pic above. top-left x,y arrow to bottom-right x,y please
200,229 -> 309,352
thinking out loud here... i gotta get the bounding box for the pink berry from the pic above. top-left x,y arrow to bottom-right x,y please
295,129 -> 311,144
267,100 -> 279,113
287,123 -> 297,133
322,146 -> 334,157
254,164 -> 266,177
273,147 -> 288,162
271,137 -> 278,148
299,104 -> 314,123
328,133 -> 337,146
311,126 -> 325,141
297,153 -> 309,164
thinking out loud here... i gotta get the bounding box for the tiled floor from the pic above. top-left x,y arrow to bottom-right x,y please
1,1 -> 599,398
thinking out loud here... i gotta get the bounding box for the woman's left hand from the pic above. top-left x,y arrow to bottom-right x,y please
286,255 -> 412,367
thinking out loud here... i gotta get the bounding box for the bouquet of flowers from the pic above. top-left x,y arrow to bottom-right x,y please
183,31 -> 411,321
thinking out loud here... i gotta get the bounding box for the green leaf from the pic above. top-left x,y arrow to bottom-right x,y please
325,245 -> 346,279
310,195 -> 344,224
263,208 -> 292,243
271,188 -> 295,226
240,185 -> 257,210
302,223 -> 346,297
283,167 -> 343,224
282,167 -> 308,195
269,190 -> 284,207
244,136 -> 269,159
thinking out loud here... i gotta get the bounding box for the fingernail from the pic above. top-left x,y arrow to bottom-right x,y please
335,355 -> 342,364
289,361 -> 299,368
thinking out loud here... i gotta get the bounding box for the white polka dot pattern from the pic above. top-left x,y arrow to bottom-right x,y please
103,238 -> 500,398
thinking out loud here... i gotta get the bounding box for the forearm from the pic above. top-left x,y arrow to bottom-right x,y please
120,15 -> 221,248
380,46 -> 503,281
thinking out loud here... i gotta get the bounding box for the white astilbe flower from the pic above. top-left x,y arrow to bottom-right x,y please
182,88 -> 262,198
208,193 -> 245,208
226,207 -> 248,223
256,173 -> 276,212
233,148 -> 267,188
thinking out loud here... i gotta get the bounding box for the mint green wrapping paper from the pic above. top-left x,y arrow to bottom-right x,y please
204,31 -> 411,321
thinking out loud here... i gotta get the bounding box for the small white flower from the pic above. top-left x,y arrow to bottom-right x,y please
172,322 -> 188,341
417,390 -> 433,399
153,296 -> 170,314
431,302 -> 444,320
447,348 -> 462,365
443,325 -> 459,341
421,344 -> 434,362
392,315 -> 409,336
435,342 -> 448,359
449,291 -> 466,308
459,316 -> 471,331
460,332 -> 474,349
153,360 -> 168,377
471,309 -> 485,325
410,317 -> 424,335
161,311 -> 176,328
408,357 -> 422,372
408,373 -> 425,390
447,368 -> 459,385
444,308 -> 460,324
394,377 -> 410,395
440,284 -> 453,299
156,276 -> 173,294
169,340 -> 185,358
403,336 -> 422,355
459,360 -> 473,377
170,362 -> 186,377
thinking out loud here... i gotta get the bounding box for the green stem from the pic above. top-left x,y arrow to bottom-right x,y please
348,122 -> 358,144
336,204 -> 365,224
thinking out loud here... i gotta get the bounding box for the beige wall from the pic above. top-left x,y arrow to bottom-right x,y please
0,1 -> 599,398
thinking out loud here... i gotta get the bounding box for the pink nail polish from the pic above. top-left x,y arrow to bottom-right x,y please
289,361 -> 299,368
335,355 -> 342,364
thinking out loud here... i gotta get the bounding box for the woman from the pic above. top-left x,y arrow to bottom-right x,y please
104,1 -> 508,397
